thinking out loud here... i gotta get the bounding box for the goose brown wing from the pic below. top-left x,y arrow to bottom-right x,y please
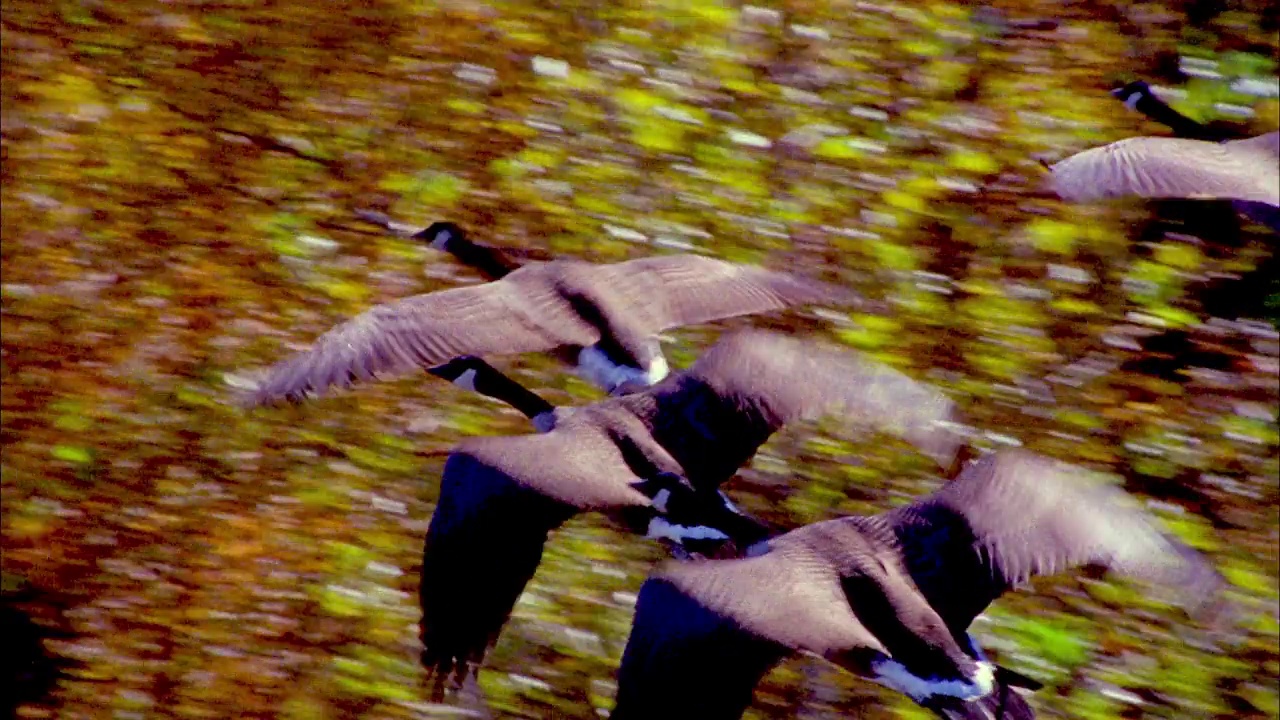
616,254 -> 866,332
885,449 -> 1227,635
653,546 -> 885,654
1048,134 -> 1280,206
247,279 -> 600,405
680,329 -> 964,469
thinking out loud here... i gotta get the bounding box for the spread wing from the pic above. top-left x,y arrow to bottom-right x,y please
679,329 -> 965,469
246,278 -> 600,406
615,254 -> 867,332
652,547 -> 886,655
1048,133 -> 1280,206
885,449 -> 1228,635
418,448 -> 580,686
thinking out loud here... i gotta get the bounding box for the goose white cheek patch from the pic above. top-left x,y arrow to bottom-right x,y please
429,230 -> 452,250
869,657 -> 995,703
645,517 -> 729,545
451,368 -> 479,392
650,489 -> 672,514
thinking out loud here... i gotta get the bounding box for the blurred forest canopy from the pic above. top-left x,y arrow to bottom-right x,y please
1,0 -> 1278,718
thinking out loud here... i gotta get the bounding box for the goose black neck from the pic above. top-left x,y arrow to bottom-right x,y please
1115,82 -> 1230,141
427,356 -> 555,421
446,238 -> 519,281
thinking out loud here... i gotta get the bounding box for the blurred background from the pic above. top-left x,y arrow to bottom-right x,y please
2,0 -> 1278,718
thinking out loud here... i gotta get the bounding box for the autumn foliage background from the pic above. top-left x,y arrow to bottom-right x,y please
2,0 -> 1279,718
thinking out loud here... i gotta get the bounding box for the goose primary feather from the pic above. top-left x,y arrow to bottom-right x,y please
415,329 -> 966,691
244,250 -> 866,406
612,449 -> 1229,720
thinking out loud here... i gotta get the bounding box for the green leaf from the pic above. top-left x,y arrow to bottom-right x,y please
1154,242 -> 1203,271
1149,304 -> 1201,329
51,445 -> 93,464
946,149 -> 999,174
1026,218 -> 1078,255
813,136 -> 869,160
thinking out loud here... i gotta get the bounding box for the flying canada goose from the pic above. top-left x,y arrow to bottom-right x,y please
1046,129 -> 1278,208
244,239 -> 868,407
416,329 -> 967,693
611,449 -> 1230,720
1109,80 -> 1280,232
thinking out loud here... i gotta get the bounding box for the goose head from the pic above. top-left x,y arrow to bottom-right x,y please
412,221 -> 466,252
1111,79 -> 1152,110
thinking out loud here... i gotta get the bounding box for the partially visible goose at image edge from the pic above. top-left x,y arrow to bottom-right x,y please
240,228 -> 870,407
611,449 -> 1233,720
414,329 -> 968,696
1045,128 -> 1279,211
1108,79 -> 1280,231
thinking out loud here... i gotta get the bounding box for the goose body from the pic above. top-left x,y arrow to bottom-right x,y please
415,329 -> 966,690
245,242 -> 866,406
612,449 -> 1228,720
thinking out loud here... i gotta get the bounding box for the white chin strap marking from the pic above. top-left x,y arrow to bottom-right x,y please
429,230 -> 452,250
451,368 -> 479,392
650,489 -> 672,514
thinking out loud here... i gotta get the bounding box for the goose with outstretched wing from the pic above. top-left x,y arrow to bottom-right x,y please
243,241 -> 867,407
613,449 -> 1230,720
